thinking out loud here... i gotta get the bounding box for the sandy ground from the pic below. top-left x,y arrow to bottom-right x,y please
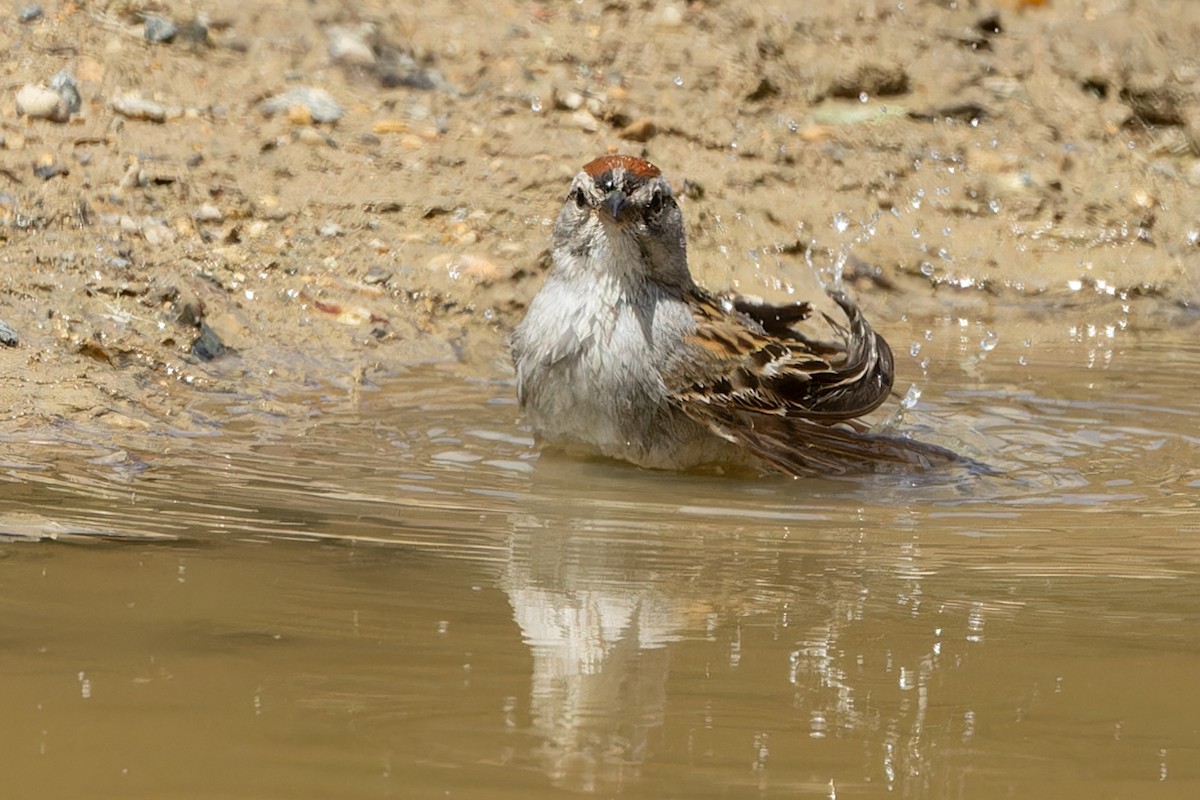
1,0 -> 1198,444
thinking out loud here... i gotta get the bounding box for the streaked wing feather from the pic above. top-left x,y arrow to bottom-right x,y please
678,403 -> 970,477
667,286 -> 981,475
672,287 -> 894,421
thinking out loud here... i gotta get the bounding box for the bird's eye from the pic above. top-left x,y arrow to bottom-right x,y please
572,187 -> 587,208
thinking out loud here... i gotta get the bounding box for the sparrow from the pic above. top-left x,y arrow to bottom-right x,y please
511,154 -> 965,476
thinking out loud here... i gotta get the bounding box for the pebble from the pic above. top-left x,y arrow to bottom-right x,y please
553,89 -> 584,111
144,15 -> 178,44
570,109 -> 599,132
654,2 -> 685,26
51,70 -> 81,114
191,322 -> 226,361
363,266 -> 391,286
0,319 -> 18,347
194,203 -> 224,222
16,84 -> 69,122
33,152 -> 68,180
326,24 -> 376,67
295,127 -> 332,146
260,87 -> 344,124
371,120 -> 408,134
141,220 -> 176,246
318,219 -> 346,237
425,253 -> 503,283
111,93 -> 167,122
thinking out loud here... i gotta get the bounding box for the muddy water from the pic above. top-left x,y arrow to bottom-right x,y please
2,316 -> 1199,799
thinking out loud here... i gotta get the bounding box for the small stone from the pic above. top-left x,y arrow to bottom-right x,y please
141,220 -> 175,246
363,266 -> 391,286
144,15 -> 178,44
16,84 -> 69,122
190,321 -> 226,361
425,253 -> 503,283
50,70 -> 81,114
194,203 -> 224,222
111,93 -> 167,122
173,290 -> 203,328
260,87 -> 344,124
33,152 -> 67,180
553,89 -> 584,111
0,319 -> 18,347
327,24 -> 376,67
295,127 -> 330,146
371,120 -> 409,134
570,109 -> 599,132
655,2 -> 685,26
286,105 -> 313,126
617,118 -> 658,142
18,5 -> 42,23
318,219 -> 345,237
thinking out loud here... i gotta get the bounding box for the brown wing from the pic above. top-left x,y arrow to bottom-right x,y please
666,287 -> 968,476
668,288 -> 894,421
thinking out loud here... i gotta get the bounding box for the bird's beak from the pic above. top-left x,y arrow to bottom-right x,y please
602,190 -> 629,221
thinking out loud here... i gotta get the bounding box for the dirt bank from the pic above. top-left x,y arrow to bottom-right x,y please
2,0 -> 1198,446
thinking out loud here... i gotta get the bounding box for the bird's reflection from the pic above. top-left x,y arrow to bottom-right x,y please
503,518 -> 699,792
496,478 -> 1012,796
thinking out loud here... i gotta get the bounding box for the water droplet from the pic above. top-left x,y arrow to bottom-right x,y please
919,261 -> 935,276
901,385 -> 922,409
980,330 -> 999,351
909,342 -> 922,357
832,211 -> 851,234
673,75 -> 684,87
530,97 -> 542,113
858,91 -> 869,103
